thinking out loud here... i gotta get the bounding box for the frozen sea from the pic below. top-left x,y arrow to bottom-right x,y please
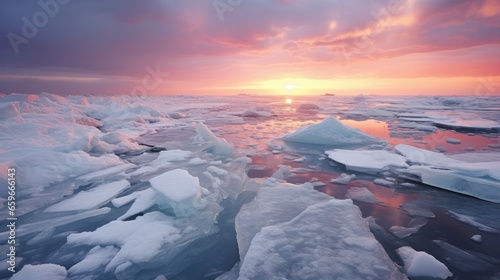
1,93 -> 500,280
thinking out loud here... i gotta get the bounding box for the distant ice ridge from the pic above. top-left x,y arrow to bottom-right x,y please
219,181 -> 406,279
281,116 -> 383,146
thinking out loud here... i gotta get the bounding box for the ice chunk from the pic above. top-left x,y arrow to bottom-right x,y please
397,246 -> 452,279
433,240 -> 498,272
45,180 -> 130,212
296,103 -> 320,112
68,246 -> 119,276
112,188 -> 157,221
239,199 -> 406,280
67,212 -> 181,275
149,169 -> 201,217
396,144 -> 461,167
282,116 -> 382,146
15,208 -> 111,237
11,264 -> 67,280
271,165 -> 292,180
207,166 -> 229,176
345,187 -> 380,203
3,148 -> 125,197
400,203 -> 435,218
446,138 -> 461,144
156,149 -> 192,162
374,178 -> 396,187
235,182 -> 331,260
27,227 -> 56,246
330,173 -> 356,184
326,149 -> 408,174
396,144 -> 500,203
242,107 -> 272,117
187,157 -> 207,166
129,150 -> 192,176
402,165 -> 500,203
389,217 -> 427,238
194,122 -> 233,156
471,235 -> 482,243
448,211 -> 499,233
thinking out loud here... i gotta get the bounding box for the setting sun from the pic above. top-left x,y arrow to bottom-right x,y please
285,84 -> 297,90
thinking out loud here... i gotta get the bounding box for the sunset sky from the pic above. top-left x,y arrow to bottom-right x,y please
1,0 -> 499,96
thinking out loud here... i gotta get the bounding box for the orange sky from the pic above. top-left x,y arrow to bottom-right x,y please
1,0 -> 499,96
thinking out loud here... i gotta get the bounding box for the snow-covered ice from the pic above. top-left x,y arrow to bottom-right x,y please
3,93 -> 500,280
238,199 -> 406,280
67,211 -> 181,277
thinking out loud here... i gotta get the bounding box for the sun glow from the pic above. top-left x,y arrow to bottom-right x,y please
285,84 -> 296,90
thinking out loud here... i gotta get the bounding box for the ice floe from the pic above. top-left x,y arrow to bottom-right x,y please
282,116 -> 382,146
397,246 -> 452,279
45,180 -> 130,212
68,246 -> 119,277
194,122 -> 234,156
